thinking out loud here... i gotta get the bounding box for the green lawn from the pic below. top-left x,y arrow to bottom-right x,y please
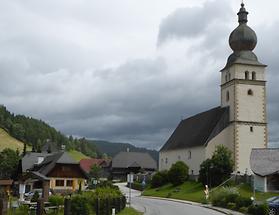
143,181 -> 277,203
68,150 -> 90,161
143,181 -> 205,203
0,128 -> 25,152
118,207 -> 143,215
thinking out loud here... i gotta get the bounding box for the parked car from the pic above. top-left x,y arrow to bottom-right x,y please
24,189 -> 52,199
267,196 -> 279,215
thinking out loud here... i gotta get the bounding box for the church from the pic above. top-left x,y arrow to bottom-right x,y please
159,3 -> 268,177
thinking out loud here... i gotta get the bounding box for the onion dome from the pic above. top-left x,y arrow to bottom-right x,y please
229,3 -> 257,52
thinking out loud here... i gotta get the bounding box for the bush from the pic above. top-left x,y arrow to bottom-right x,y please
235,196 -> 252,209
168,161 -> 189,186
49,194 -> 64,206
31,191 -> 39,202
151,171 -> 168,188
227,202 -> 236,210
248,203 -> 269,215
211,187 -> 239,207
239,206 -> 248,214
71,195 -> 91,215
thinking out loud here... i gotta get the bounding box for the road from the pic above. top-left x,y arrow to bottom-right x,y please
116,183 -> 224,215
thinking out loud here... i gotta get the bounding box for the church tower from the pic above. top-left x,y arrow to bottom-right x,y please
220,3 -> 267,174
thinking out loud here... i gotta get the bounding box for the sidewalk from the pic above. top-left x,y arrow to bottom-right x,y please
142,196 -> 245,215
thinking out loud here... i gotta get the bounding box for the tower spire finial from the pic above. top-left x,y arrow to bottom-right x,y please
238,2 -> 248,24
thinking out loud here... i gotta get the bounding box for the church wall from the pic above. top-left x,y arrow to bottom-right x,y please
236,84 -> 266,122
236,124 -> 266,174
159,146 -> 205,175
205,124 -> 234,159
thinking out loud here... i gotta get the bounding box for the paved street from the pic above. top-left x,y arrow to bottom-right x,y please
116,183 -> 224,215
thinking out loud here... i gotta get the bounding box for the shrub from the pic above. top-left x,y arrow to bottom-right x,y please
168,161 -> 189,186
31,191 -> 39,202
248,203 -> 269,215
235,196 -> 252,209
227,202 -> 236,210
239,206 -> 248,214
151,172 -> 165,188
211,187 -> 239,207
71,195 -> 91,215
49,194 -> 64,206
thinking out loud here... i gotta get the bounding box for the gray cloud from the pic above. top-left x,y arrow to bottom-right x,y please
0,0 -> 278,150
157,0 -> 233,45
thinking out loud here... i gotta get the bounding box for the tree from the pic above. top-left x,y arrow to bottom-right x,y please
199,145 -> 233,187
89,164 -> 102,180
0,148 -> 21,179
168,161 -> 189,186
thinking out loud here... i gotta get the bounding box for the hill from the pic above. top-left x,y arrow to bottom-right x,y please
68,150 -> 90,161
0,128 -> 25,152
88,140 -> 159,162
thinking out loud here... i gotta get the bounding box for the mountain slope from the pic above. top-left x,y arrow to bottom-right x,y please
89,140 -> 159,162
0,128 -> 25,152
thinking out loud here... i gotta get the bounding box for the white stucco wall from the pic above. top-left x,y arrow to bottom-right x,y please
236,84 -> 265,122
205,124 -> 234,159
237,124 -> 266,174
159,146 -> 205,175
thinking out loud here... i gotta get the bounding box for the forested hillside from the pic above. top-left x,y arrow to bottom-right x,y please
0,105 -> 100,157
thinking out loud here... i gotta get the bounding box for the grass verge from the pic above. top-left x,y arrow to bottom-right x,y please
118,207 -> 143,215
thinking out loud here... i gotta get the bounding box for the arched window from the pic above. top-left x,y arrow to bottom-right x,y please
226,91 -> 230,101
225,75 -> 228,82
228,73 -> 231,80
245,71 -> 249,80
165,158 -> 168,164
252,71 -> 256,80
178,155 -> 181,160
248,89 -> 253,96
188,150 -> 192,159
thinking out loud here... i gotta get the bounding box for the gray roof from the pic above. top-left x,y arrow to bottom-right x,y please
250,148 -> 279,176
160,106 -> 229,152
112,152 -> 157,170
22,152 -> 50,172
22,151 -> 77,176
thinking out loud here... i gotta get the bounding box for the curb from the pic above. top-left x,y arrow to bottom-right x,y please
142,196 -> 244,215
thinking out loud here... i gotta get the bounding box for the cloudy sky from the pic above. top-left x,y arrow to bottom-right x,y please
0,0 -> 278,149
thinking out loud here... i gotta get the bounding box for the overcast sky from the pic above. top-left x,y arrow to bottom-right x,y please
0,0 -> 278,150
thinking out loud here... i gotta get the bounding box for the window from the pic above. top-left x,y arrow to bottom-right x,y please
250,126 -> 253,132
55,180 -> 64,187
228,73 -> 231,80
165,158 -> 168,164
188,150 -> 192,159
252,71 -> 256,80
225,75 -> 227,82
178,155 -> 181,160
66,180 -> 73,187
226,91 -> 230,101
248,89 -> 253,96
191,170 -> 194,175
245,71 -> 249,80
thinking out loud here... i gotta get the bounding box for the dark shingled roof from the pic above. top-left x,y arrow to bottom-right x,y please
112,152 -> 157,170
160,106 -> 229,152
250,148 -> 279,176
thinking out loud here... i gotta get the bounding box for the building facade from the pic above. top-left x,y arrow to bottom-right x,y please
159,3 -> 267,176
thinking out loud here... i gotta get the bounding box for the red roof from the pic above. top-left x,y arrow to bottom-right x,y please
79,158 -> 110,173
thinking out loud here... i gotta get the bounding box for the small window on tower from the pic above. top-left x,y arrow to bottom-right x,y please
228,73 -> 231,80
226,91 -> 230,101
252,71 -> 256,80
165,158 -> 168,164
250,126 -> 253,132
225,75 -> 228,82
188,150 -> 192,159
248,89 -> 253,96
245,71 -> 249,80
